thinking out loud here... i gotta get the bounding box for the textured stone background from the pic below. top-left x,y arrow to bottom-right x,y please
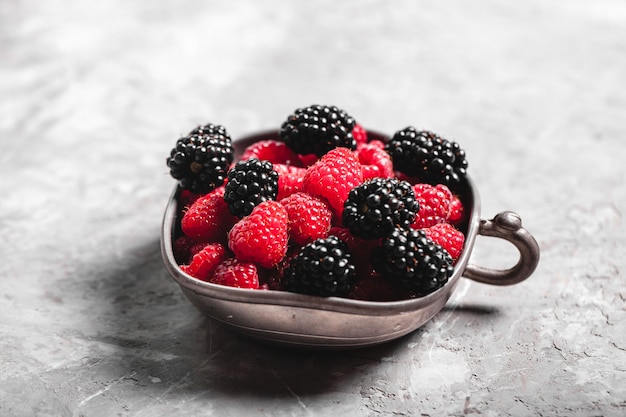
1,0 -> 625,416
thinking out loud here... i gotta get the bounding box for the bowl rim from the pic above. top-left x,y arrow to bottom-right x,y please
160,129 -> 481,317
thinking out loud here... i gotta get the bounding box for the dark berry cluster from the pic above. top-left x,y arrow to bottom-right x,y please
343,178 -> 419,239
224,158 -> 279,218
166,124 -> 234,194
280,104 -> 356,157
282,236 -> 357,297
386,127 -> 468,186
372,228 -> 454,295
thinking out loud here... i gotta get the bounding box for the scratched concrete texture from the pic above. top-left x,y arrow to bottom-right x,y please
1,0 -> 625,416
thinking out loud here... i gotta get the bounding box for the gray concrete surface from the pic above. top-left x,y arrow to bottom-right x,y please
1,0 -> 625,416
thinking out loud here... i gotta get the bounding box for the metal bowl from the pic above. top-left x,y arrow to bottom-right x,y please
160,130 -> 540,349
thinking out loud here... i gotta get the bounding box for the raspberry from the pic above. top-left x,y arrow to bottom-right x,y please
282,235 -> 357,297
180,187 -> 236,243
280,104 -> 357,156
173,235 -> 205,264
302,147 -> 363,218
224,158 -> 279,218
357,142 -> 394,180
180,243 -> 227,281
298,153 -> 319,167
240,140 -> 303,166
352,123 -> 368,145
372,228 -> 454,296
209,257 -> 259,289
424,222 -> 465,262
228,200 -> 289,268
448,194 -> 464,224
386,127 -> 468,186
166,124 -> 234,194
273,163 -> 306,200
343,178 -> 419,239
281,192 -> 333,245
179,189 -> 202,209
411,183 -> 454,229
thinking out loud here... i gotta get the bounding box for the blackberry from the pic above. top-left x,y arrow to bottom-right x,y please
224,158 -> 279,218
343,178 -> 419,239
282,235 -> 357,297
386,127 -> 468,186
280,104 -> 357,156
372,228 -> 454,296
166,124 -> 234,194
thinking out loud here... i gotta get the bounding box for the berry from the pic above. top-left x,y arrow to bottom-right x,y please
281,192 -> 333,245
282,236 -> 357,297
352,123 -> 368,145
180,243 -> 227,281
280,104 -> 356,156
343,178 -> 419,239
209,257 -> 259,289
386,127 -> 468,186
240,140 -> 303,166
173,235 -> 207,264
167,124 -> 234,194
411,183 -> 453,229
448,194 -> 464,224
372,228 -> 455,295
357,142 -> 394,180
228,200 -> 289,268
424,222 -> 465,262
273,163 -> 306,200
181,187 -> 236,243
224,158 -> 279,218
302,147 -> 363,218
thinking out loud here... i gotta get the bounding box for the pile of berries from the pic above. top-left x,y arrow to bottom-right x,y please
166,104 -> 468,301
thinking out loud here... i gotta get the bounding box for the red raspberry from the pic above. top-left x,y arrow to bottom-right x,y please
448,194 -> 464,224
228,200 -> 289,268
240,140 -> 303,166
298,153 -> 319,167
352,123 -> 368,145
209,257 -> 259,289
356,142 -> 394,180
424,222 -> 465,262
173,235 -> 197,263
411,183 -> 454,229
180,243 -> 227,281
302,147 -> 363,218
179,189 -> 202,208
281,192 -> 333,245
367,139 -> 386,149
181,187 -> 236,243
273,163 -> 306,200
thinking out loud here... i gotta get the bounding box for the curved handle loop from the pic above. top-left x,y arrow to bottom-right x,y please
464,211 -> 540,286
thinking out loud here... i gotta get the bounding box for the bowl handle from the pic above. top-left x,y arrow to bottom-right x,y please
463,211 -> 540,286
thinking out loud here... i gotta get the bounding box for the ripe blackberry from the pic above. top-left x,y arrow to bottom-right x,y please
224,158 -> 279,218
372,228 -> 454,296
282,235 -> 357,297
280,104 -> 357,156
167,124 -> 234,194
343,178 -> 419,239
386,127 -> 468,186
